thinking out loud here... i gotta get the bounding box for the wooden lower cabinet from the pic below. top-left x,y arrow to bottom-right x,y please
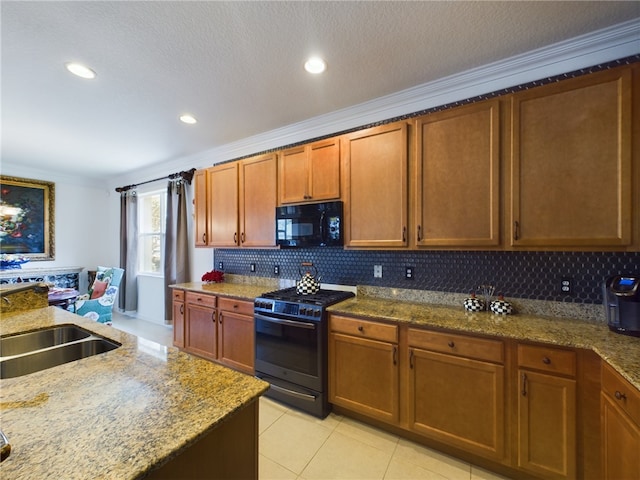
407,337 -> 506,461
185,292 -> 217,361
217,297 -> 255,374
172,290 -> 185,348
327,317 -> 625,479
328,315 -> 399,424
175,290 -> 254,374
517,369 -> 576,479
601,362 -> 640,479
516,343 -> 577,480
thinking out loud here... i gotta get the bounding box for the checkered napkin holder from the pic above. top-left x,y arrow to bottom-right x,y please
463,292 -> 485,312
490,295 -> 513,315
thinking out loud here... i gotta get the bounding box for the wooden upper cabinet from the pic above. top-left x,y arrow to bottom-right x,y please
510,67 -> 633,248
208,162 -> 240,247
204,153 -> 276,248
279,138 -> 341,204
415,100 -> 500,247
193,169 -> 209,247
239,153 -> 277,247
343,122 -> 409,248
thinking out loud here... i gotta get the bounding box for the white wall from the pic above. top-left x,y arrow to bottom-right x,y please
2,166 -> 118,293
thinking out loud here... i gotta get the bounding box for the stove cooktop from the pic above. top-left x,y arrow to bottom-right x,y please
259,287 -> 354,306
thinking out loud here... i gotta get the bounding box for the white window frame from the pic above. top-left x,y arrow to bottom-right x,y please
137,189 -> 166,276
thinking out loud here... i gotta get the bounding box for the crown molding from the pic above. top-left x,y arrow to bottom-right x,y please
115,18 -> 640,185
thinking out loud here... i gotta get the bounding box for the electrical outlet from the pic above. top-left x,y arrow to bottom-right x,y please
561,276 -> 573,294
274,265 -> 280,275
250,263 -> 256,273
374,265 -> 383,278
218,261 -> 223,270
405,266 -> 414,279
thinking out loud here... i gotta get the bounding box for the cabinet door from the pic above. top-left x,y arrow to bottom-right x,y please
408,348 -> 505,461
517,369 -> 576,479
209,163 -> 239,247
240,153 -> 277,247
415,100 -> 500,247
601,393 -> 640,480
308,138 -> 340,202
172,300 -> 184,348
343,122 -> 408,248
185,304 -> 217,360
218,310 -> 254,374
328,332 -> 399,424
279,146 -> 308,204
510,68 -> 632,247
193,169 -> 209,247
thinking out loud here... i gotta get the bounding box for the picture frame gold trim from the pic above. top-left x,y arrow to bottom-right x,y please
0,175 -> 55,261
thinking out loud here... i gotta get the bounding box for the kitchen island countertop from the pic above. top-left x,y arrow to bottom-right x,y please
0,307 -> 269,479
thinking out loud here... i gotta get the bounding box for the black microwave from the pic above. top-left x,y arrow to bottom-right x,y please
276,201 -> 343,247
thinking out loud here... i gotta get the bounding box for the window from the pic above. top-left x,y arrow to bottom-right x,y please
138,190 -> 166,274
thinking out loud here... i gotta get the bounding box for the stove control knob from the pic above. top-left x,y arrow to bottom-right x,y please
313,309 -> 321,317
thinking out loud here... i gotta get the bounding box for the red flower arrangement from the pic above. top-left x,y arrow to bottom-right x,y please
201,270 -> 224,283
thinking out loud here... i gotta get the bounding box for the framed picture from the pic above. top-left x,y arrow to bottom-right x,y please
0,175 -> 55,261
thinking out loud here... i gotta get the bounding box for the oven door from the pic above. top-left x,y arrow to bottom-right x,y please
254,312 -> 324,392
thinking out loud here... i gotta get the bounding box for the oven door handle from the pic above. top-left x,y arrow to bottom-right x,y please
268,383 -> 317,402
254,313 -> 317,330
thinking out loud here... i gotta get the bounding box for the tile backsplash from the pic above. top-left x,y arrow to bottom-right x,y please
212,249 -> 639,305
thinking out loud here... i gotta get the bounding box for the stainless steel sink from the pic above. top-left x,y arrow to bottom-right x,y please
0,325 -> 91,357
0,326 -> 120,379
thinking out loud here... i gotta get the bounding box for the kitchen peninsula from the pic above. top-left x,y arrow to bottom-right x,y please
0,306 -> 268,479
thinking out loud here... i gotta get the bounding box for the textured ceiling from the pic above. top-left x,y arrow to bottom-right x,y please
1,1 -> 638,181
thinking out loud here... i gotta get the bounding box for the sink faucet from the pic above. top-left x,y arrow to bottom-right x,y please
0,429 -> 10,462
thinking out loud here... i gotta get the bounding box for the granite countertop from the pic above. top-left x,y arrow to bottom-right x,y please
171,281 -> 270,301
0,307 -> 269,479
172,280 -> 640,390
328,296 -> 640,391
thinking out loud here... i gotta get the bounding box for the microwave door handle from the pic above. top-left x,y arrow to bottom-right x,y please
319,210 -> 326,244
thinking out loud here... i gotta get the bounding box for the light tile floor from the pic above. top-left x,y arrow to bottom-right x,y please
110,311 -> 512,480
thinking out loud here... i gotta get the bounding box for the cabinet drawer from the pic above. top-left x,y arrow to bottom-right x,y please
408,328 -> 504,364
517,343 -> 576,377
172,289 -> 185,301
330,315 -> 398,343
185,291 -> 217,308
602,362 -> 640,426
218,297 -> 253,316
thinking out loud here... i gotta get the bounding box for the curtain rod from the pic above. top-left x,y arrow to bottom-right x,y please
115,168 -> 196,193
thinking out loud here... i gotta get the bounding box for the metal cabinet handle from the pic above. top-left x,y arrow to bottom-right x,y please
202,233 -> 206,243
521,373 -> 528,396
241,232 -> 246,243
615,391 -> 627,401
409,349 -> 414,369
542,356 -> 551,365
180,304 -> 184,315
393,346 -> 398,366
402,226 -> 406,242
514,221 -> 520,241
211,312 -> 216,322
417,225 -> 422,242
448,341 -> 455,348
233,232 -> 237,243
357,325 -> 364,333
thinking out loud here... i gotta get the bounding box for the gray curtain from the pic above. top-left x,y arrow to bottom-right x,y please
119,190 -> 138,312
164,179 -> 190,321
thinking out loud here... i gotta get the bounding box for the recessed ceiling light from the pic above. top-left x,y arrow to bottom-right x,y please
65,62 -> 96,79
304,56 -> 326,74
179,114 -> 197,125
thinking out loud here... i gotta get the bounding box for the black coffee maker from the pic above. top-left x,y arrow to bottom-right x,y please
603,275 -> 640,337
